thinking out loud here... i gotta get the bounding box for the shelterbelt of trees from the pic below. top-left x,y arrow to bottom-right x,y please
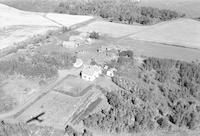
82,51 -> 200,134
55,0 -> 185,25
0,51 -> 76,79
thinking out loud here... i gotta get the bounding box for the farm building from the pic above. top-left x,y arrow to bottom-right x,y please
62,41 -> 78,49
69,35 -> 84,42
73,58 -> 83,68
106,68 -> 117,77
81,65 -> 102,81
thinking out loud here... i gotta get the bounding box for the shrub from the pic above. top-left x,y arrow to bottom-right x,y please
89,31 -> 100,39
119,50 -> 134,58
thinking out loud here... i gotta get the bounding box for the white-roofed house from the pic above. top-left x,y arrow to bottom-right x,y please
81,65 -> 102,81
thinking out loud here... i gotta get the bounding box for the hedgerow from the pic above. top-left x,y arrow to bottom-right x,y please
55,0 -> 184,25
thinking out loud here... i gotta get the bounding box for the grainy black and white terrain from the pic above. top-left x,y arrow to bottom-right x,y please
0,0 -> 200,136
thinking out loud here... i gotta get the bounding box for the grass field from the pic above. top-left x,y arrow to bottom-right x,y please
79,19 -> 200,49
0,3 -> 93,50
130,18 -> 200,49
78,18 -> 200,62
0,0 -> 62,12
17,91 -> 81,129
16,82 -> 106,130
139,0 -> 200,18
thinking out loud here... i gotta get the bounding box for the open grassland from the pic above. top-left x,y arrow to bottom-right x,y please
0,3 -> 93,49
78,18 -> 200,62
140,0 -> 200,18
130,18 -> 200,49
79,18 -> 200,50
78,21 -> 147,38
17,91 -> 81,129
0,26 -> 57,50
117,39 -> 200,62
0,0 -> 63,12
0,120 -> 64,136
16,82 -> 107,130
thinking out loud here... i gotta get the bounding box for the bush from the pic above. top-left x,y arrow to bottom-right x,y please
0,51 -> 76,79
89,31 -> 100,39
119,50 -> 134,58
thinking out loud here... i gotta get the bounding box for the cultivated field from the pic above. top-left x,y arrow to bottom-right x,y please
78,21 -> 147,38
117,39 -> 200,62
0,0 -> 63,12
0,3 -> 93,49
139,0 -> 200,18
79,19 -> 200,49
78,18 -> 200,62
130,18 -> 200,49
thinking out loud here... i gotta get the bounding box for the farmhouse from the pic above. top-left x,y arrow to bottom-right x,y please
81,65 -> 102,81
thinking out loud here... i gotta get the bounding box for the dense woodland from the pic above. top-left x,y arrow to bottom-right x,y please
0,51 -> 76,79
83,54 -> 200,134
55,0 -> 184,25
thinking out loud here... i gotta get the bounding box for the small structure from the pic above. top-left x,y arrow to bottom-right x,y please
73,58 -> 83,68
69,35 -> 84,42
104,65 -> 109,70
81,65 -> 102,81
79,32 -> 90,39
106,68 -> 117,77
62,41 -> 78,49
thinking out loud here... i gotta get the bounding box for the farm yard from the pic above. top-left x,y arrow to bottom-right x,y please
16,91 -> 81,129
1,1 -> 200,136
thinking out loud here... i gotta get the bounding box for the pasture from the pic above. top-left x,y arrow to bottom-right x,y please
17,91 -> 81,129
130,18 -> 200,49
78,18 -> 200,62
16,81 -> 107,130
0,77 -> 42,113
140,0 -> 200,18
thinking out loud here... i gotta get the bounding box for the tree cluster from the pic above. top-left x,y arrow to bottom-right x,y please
82,57 -> 200,134
55,0 -> 184,25
0,52 -> 76,79
143,57 -> 200,129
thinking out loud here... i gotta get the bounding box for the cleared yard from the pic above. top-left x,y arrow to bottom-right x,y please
54,76 -> 92,96
16,83 -> 104,130
17,91 -> 81,130
0,77 -> 41,110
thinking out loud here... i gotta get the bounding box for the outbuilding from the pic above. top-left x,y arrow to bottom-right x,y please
62,41 -> 78,49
